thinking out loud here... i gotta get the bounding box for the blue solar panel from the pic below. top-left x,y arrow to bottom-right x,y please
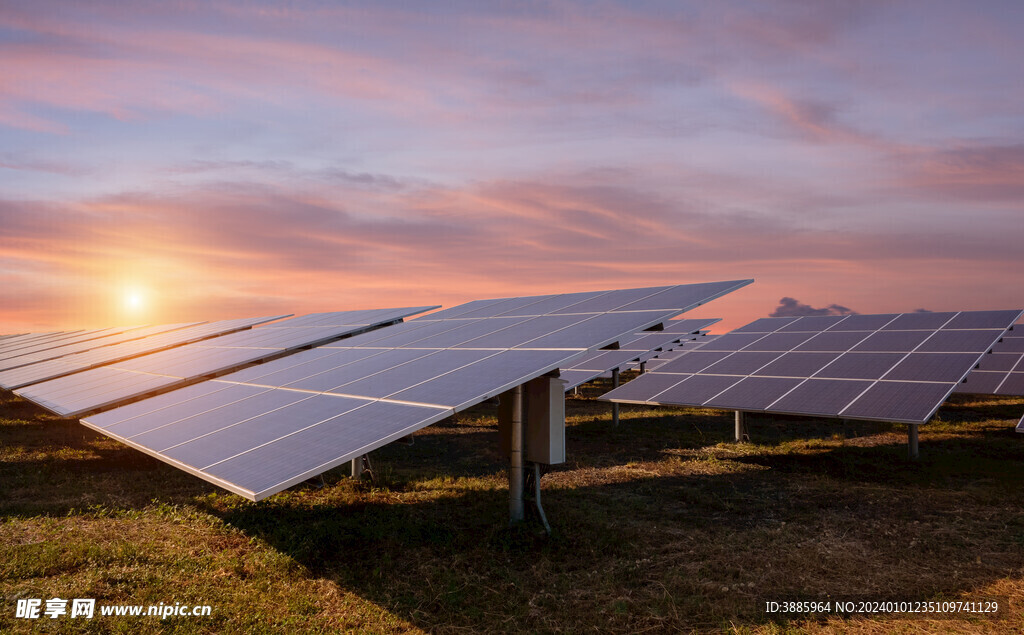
602,309 -> 1022,424
75,281 -> 753,500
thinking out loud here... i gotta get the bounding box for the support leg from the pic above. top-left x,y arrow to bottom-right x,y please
908,424 -> 919,460
735,410 -> 748,443
351,454 -> 371,479
612,367 -> 620,427
509,384 -> 525,524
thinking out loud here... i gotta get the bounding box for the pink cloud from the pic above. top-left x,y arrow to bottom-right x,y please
893,144 -> 1024,202
2,166 -> 1021,333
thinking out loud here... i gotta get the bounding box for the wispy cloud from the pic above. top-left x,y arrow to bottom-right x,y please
0,1 -> 1022,332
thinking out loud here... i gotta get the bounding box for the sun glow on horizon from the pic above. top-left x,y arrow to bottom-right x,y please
121,286 -> 149,316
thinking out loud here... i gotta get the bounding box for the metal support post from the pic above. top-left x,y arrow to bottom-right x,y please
908,424 -> 919,460
734,410 -> 748,443
351,454 -> 371,479
639,361 -> 647,374
612,367 -> 620,427
509,384 -> 525,524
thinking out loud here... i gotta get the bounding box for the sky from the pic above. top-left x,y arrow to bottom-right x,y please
1,0 -> 1022,333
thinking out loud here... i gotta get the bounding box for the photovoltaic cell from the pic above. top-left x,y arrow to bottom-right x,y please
752,352 -> 841,377
704,377 -> 803,410
550,286 -> 672,314
701,333 -> 768,351
654,351 -> 732,374
976,353 -> 1019,371
275,349 -> 435,393
702,352 -> 781,375
454,315 -> 589,348
740,332 -> 817,351
386,349 -> 576,409
882,312 -> 956,330
663,374 -> 744,403
997,373 -> 1024,395
813,353 -> 904,380
915,330 -> 1003,353
852,330 -> 936,352
200,399 -> 447,499
733,317 -> 798,333
882,353 -> 981,383
769,379 -> 873,416
160,395 -> 374,467
777,315 -> 850,332
840,381 -> 953,422
795,331 -> 873,352
826,314 -> 899,331
943,310 -> 1023,330
954,371 -> 1005,395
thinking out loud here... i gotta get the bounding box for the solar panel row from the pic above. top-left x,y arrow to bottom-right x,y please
0,327 -> 125,364
14,307 -> 437,417
80,280 -> 753,500
600,310 -> 1022,424
0,317 -> 286,391
0,324 -> 201,374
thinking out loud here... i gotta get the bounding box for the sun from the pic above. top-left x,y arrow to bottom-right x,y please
123,288 -> 147,313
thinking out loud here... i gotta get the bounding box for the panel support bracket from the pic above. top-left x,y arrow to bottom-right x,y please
908,424 -> 919,460
508,384 -> 525,524
611,367 -> 620,427
350,453 -> 372,480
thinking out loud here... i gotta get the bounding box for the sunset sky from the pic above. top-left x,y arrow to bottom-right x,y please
2,1 -> 1022,333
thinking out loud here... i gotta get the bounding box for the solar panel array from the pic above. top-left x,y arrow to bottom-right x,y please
601,310 -> 1022,424
15,307 -> 436,417
558,318 -> 721,390
0,329 -> 89,356
0,324 -> 197,374
81,280 -> 752,500
955,324 -> 1024,396
0,317 -> 286,391
0,331 -> 63,349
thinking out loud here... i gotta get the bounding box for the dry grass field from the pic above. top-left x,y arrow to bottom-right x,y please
2,378 -> 1023,633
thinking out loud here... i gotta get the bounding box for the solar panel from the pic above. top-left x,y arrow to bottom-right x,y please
0,328 -> 119,360
0,331 -> 67,351
558,317 -> 721,390
14,307 -> 436,417
0,317 -> 285,392
0,323 -> 205,373
81,280 -> 752,500
954,325 -> 1024,396
601,309 -> 1022,424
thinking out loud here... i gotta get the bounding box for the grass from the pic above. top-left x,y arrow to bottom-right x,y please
2,381 -> 1024,633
